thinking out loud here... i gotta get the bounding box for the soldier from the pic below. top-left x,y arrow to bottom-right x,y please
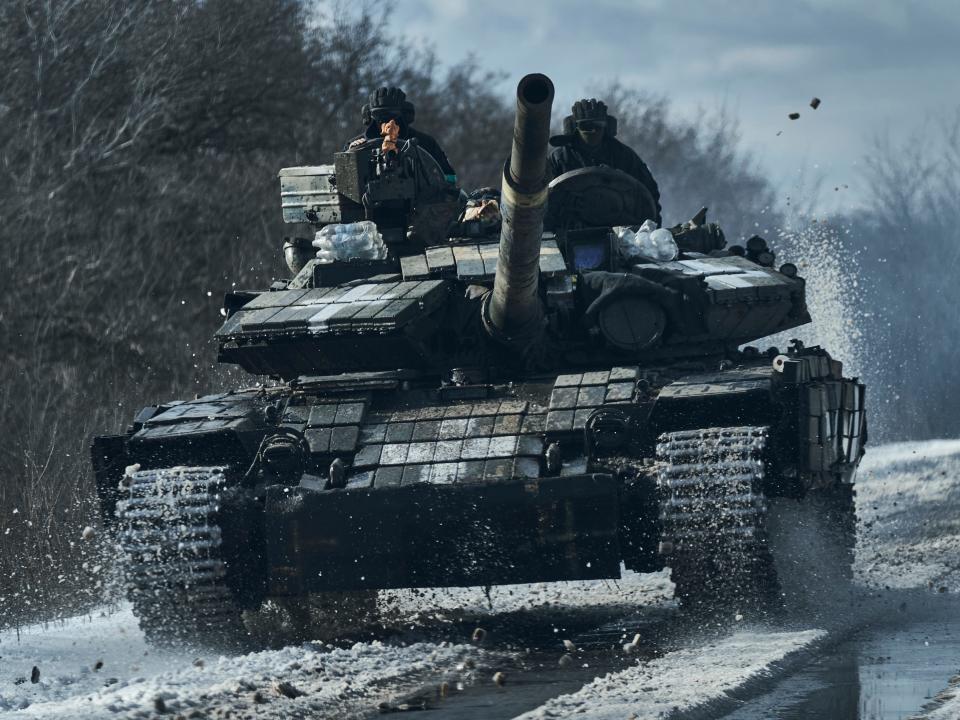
548,99 -> 661,225
347,86 -> 457,184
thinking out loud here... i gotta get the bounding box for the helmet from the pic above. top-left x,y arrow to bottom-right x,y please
561,98 -> 618,137
572,99 -> 608,123
361,86 -> 416,126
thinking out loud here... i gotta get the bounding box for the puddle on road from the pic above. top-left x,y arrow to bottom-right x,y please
387,590 -> 960,720
414,600 -> 960,720
724,616 -> 960,720
400,609 -> 674,719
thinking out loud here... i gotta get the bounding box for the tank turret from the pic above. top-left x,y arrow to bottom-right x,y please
483,73 -> 554,349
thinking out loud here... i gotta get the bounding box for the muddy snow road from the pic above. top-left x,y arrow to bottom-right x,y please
3,440 -> 960,719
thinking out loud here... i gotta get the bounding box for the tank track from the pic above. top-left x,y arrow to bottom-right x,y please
656,426 -> 781,613
116,466 -> 246,647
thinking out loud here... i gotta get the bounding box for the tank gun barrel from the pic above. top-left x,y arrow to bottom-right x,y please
484,73 -> 555,348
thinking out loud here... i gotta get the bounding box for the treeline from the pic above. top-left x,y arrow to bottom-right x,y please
0,0 -> 521,626
1,0 -> 953,626
844,117 -> 960,439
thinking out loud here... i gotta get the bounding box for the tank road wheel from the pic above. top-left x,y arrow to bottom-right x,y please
116,466 -> 249,649
656,427 -> 855,617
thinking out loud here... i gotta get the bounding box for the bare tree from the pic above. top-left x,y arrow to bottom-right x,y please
0,0 -> 311,627
840,110 -> 960,440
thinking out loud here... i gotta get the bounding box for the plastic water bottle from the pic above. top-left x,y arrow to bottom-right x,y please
312,221 -> 387,260
646,228 -> 679,261
615,220 -> 678,262
614,226 -> 640,259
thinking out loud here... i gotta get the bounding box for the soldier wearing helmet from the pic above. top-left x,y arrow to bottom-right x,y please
347,86 -> 458,184
548,99 -> 661,225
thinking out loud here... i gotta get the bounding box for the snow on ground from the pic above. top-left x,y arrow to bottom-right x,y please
866,442 -> 960,720
513,439 -> 960,719
0,606 -> 177,712
380,568 -> 675,621
0,569 -> 671,719
1,611 -> 483,719
2,440 -> 959,719
914,674 -> 960,719
516,629 -> 826,719
855,439 -> 960,592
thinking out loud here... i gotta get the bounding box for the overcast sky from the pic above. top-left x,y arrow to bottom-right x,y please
393,0 -> 956,212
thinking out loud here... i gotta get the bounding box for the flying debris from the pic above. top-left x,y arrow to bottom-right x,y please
273,680 -> 306,699
810,97 -> 821,109
788,112 -> 800,120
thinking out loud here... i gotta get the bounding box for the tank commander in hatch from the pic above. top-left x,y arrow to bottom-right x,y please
548,98 -> 662,226
347,86 -> 458,184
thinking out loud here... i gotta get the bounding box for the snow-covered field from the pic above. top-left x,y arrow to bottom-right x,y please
856,439 -> 960,593
2,439 -> 959,719
0,606 -> 491,718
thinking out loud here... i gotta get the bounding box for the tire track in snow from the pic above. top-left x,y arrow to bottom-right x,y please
515,629 -> 827,720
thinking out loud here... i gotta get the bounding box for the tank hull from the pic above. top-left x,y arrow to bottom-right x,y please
93,346 -> 864,606
265,473 -> 622,595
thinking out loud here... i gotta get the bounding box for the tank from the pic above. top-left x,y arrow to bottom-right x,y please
91,74 -> 866,647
